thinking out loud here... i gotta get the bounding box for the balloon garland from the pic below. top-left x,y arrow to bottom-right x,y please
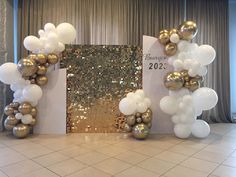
119,89 -> 152,140
0,23 -> 76,138
159,21 -> 218,139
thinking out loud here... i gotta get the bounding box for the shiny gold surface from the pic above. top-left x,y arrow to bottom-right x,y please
61,45 -> 142,133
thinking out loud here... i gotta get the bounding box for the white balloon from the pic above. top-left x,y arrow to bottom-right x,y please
15,113 -> 23,120
56,42 -> 65,52
174,124 -> 192,139
171,115 -> 181,124
38,29 -> 45,37
23,36 -> 41,51
183,59 -> 192,70
173,59 -> 183,70
13,89 -> 22,99
177,40 -> 190,52
169,88 -> 190,98
119,97 -> 136,115
170,33 -> 180,43
21,114 -> 33,124
136,102 -> 148,113
22,84 -> 43,103
197,66 -> 208,76
191,120 -> 210,138
44,23 -> 56,32
192,87 -> 218,111
144,98 -> 151,108
0,63 -> 23,84
160,96 -> 178,115
196,45 -> 216,66
127,92 -> 135,98
135,89 -> 145,98
56,23 -> 76,44
168,56 -> 176,65
48,32 -> 59,44
45,43 -> 55,53
182,95 -> 193,104
133,94 -> 143,103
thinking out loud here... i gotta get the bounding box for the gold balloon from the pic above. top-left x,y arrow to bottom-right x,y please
126,115 -> 136,126
159,29 -> 168,34
169,28 -> 178,35
164,43 -> 177,56
132,123 -> 149,140
17,58 -> 37,77
31,107 -> 37,117
141,109 -> 152,123
5,115 -> 19,125
37,65 -> 47,75
30,78 -> 36,84
135,112 -> 142,118
189,80 -> 200,92
4,105 -> 14,116
178,21 -> 198,40
9,102 -> 20,109
36,54 -> 47,64
28,54 -> 37,60
158,32 -> 170,45
136,117 -> 142,123
36,75 -> 48,86
13,124 -> 30,138
18,102 -> 32,115
184,81 -> 191,89
164,72 -> 184,90
192,75 -> 203,82
47,54 -> 59,64
30,118 -> 37,126
4,120 -> 14,131
180,70 -> 190,82
123,123 -> 132,132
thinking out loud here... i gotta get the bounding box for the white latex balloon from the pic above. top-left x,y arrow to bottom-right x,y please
45,43 -> 54,53
44,23 -> 56,32
144,98 -> 151,108
23,36 -> 41,51
177,40 -> 190,52
127,92 -> 135,99
160,96 -> 178,115
21,114 -> 33,124
191,119 -> 210,138
38,29 -> 45,37
192,87 -> 218,111
56,42 -> 65,52
15,113 -> 23,120
174,124 -> 192,139
136,102 -> 148,113
196,45 -> 216,66
22,84 -> 43,103
169,88 -> 190,98
197,66 -> 208,76
56,23 -> 76,44
171,115 -> 181,124
133,94 -> 143,103
173,60 -> 183,70
0,63 -> 23,84
13,89 -> 22,99
119,97 -> 136,115
170,33 -> 180,43
135,89 -> 145,98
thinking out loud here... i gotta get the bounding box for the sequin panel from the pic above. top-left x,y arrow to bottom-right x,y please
61,45 -> 142,133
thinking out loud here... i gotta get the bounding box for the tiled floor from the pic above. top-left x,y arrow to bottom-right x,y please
0,123 -> 236,177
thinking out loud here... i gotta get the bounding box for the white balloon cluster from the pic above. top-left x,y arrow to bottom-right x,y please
24,23 -> 76,54
119,89 -> 151,115
160,39 -> 218,139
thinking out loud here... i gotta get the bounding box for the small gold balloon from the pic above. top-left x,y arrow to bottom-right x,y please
136,117 -> 142,123
169,28 -> 178,35
28,54 -> 37,60
164,43 -> 177,56
47,54 -> 59,64
5,115 -> 19,125
184,81 -> 191,89
36,54 -> 47,64
141,109 -> 152,124
159,29 -> 168,34
178,21 -> 198,40
18,102 -> 32,115
158,32 -> 170,45
126,115 -> 136,126
164,72 -> 184,90
37,65 -> 47,75
13,124 -> 30,138
4,105 -> 14,116
31,107 -> 37,117
9,102 -> 20,109
135,112 -> 142,118
189,80 -> 200,92
36,75 -> 48,86
30,118 -> 37,126
17,58 -> 37,77
4,120 -> 14,131
123,123 -> 132,132
30,78 -> 36,84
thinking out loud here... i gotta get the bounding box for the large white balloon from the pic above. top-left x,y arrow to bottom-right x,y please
160,96 -> 178,115
119,97 -> 136,115
195,45 -> 216,66
192,87 -> 218,111
174,124 -> 192,139
56,23 -> 76,44
22,84 -> 43,103
0,63 -> 23,84
23,36 -> 41,51
191,120 -> 210,138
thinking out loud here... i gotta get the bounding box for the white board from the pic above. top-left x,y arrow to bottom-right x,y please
143,35 -> 173,134
34,68 -> 67,134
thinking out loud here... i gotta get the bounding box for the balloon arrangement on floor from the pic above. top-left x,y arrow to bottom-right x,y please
119,89 -> 152,140
159,21 -> 218,139
0,22 -> 76,138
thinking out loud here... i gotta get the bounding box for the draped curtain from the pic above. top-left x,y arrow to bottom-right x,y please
15,0 -> 231,122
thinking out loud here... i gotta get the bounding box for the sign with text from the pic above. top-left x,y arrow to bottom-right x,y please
143,35 -> 173,133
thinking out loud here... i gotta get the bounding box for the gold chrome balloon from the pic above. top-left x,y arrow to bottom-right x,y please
164,72 -> 184,90
141,109 -> 152,123
123,123 -> 132,132
135,112 -> 142,118
164,43 -> 177,56
5,115 -> 19,125
30,118 -> 37,126
189,80 -> 200,92
136,117 -> 142,123
36,54 -> 47,64
37,65 -> 47,75
158,32 -> 170,45
178,21 -> 198,40
159,29 -> 168,35
17,58 -> 37,77
4,105 -> 14,116
4,120 -> 14,131
169,28 -> 178,35
30,78 -> 36,84
9,102 -> 20,109
13,124 -> 30,138
47,54 -> 59,64
18,102 -> 32,115
180,70 -> 190,82
184,81 -> 191,89
31,107 -> 37,117
132,123 -> 149,139
126,115 -> 136,126
28,54 -> 37,60
36,75 -> 48,86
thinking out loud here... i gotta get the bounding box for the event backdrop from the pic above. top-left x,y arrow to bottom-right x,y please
60,45 -> 142,133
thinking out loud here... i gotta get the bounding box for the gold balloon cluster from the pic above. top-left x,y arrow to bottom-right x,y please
124,109 -> 152,140
164,70 -> 203,92
17,53 -> 59,86
4,102 -> 37,138
158,21 -> 198,56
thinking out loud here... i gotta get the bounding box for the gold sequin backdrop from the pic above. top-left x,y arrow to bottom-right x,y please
61,45 -> 142,133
